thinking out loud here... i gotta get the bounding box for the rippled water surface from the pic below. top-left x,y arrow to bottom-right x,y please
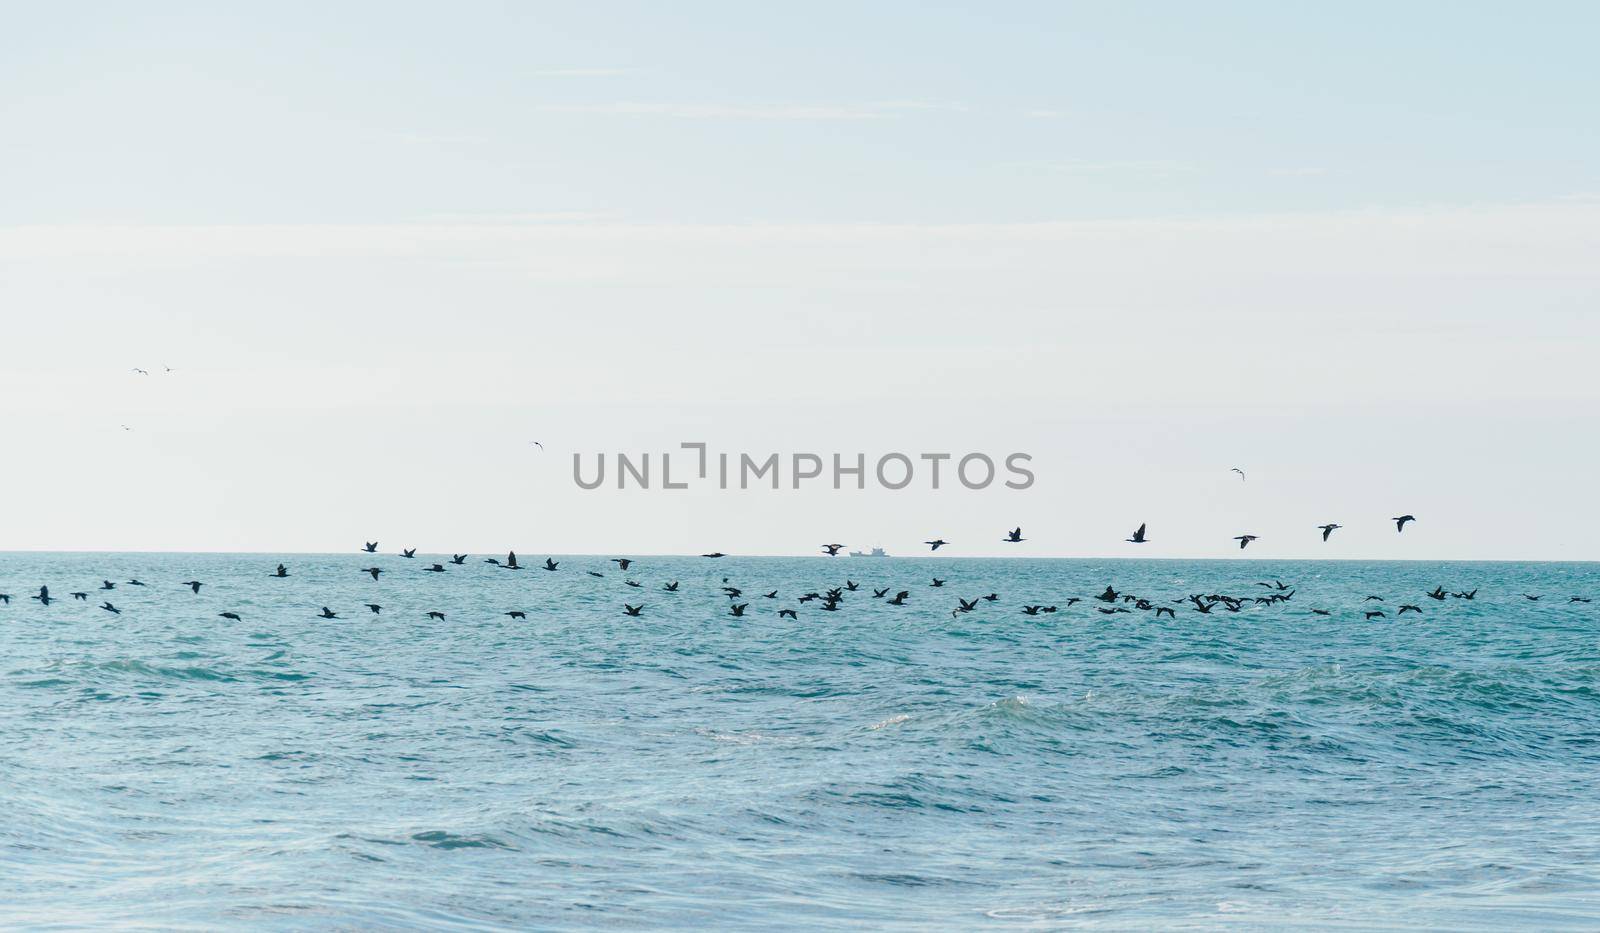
3,554 -> 1599,928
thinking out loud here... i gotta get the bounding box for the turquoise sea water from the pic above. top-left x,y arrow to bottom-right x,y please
2,553 -> 1598,929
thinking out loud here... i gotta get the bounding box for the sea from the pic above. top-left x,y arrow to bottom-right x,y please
2,553 -> 1598,929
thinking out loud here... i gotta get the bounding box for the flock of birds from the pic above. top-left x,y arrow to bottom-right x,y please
4,523 -> 1593,624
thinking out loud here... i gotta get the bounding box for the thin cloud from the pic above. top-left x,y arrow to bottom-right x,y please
1005,158 -> 1198,179
535,100 -> 967,120
532,68 -> 632,77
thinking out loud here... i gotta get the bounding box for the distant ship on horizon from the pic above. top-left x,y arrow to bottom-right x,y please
849,547 -> 889,557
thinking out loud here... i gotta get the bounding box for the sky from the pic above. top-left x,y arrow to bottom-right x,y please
2,2 -> 1597,558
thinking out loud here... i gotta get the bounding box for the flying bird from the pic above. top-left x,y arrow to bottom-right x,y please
778,609 -> 798,619
729,603 -> 748,617
366,604 -> 382,614
1231,468 -> 1246,481
362,567 -> 383,580
363,542 -> 378,553
1126,523 -> 1148,544
451,554 -> 467,565
272,564 -> 289,578
506,611 -> 526,619
1318,523 -> 1341,542
1004,527 -> 1024,543
401,548 -> 416,558
822,544 -> 844,556
612,558 -> 633,570
100,602 -> 121,614
219,612 -> 242,621
182,581 -> 202,594
1392,515 -> 1416,532
702,552 -> 727,558
318,607 -> 339,619
623,604 -> 643,617
426,611 -> 446,621
1233,535 -> 1259,549
925,539 -> 947,551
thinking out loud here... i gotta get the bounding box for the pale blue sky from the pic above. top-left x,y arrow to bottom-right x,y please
4,1 -> 1598,225
2,3 -> 1597,558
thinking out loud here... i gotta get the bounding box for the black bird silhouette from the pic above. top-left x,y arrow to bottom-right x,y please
982,593 -> 999,602
1004,527 -> 1024,543
1311,608 -> 1331,616
366,604 -> 382,614
729,603 -> 748,617
702,552 -> 727,558
778,609 -> 798,619
71,592 -> 88,600
1365,610 -> 1386,620
764,590 -> 778,599
182,580 -> 202,594
612,558 -> 633,570
1233,535 -> 1258,549
0,594 -> 9,604
426,611 -> 446,621
1364,595 -> 1385,602
272,564 -> 289,578
33,586 -> 52,606
723,587 -> 742,598
1452,589 -> 1477,600
623,604 -> 643,617
542,558 -> 558,571
1154,607 -> 1176,619
1426,586 -> 1447,600
219,612 -> 242,621
1524,594 -> 1542,601
1573,597 -> 1593,604
1398,604 -> 1422,615
887,591 -> 909,605
101,580 -> 116,590
100,602 -> 121,614
956,597 -> 979,613
1126,523 -> 1148,544
506,611 -> 526,619
451,554 -> 467,565
1318,523 -> 1341,541
930,578 -> 946,588
504,552 -> 522,570
664,581 -> 679,592
925,539 -> 947,551
318,607 -> 339,619
424,563 -> 447,573
400,548 -> 416,558
1096,586 -> 1119,603
1232,467 -> 1246,481
484,557 -> 500,566
873,587 -> 889,598
822,544 -> 844,556
362,567 -> 383,580
587,571 -> 604,578
1392,515 -> 1416,532
363,541 -> 378,553
127,579 -> 146,587
1022,605 -> 1042,615
625,580 -> 642,588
